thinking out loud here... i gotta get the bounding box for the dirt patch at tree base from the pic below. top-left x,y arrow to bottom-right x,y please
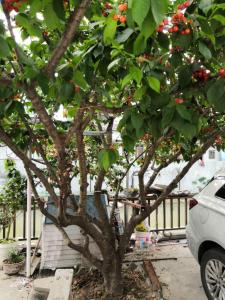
72,265 -> 160,300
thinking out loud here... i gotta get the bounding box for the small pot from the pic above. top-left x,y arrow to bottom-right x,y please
3,259 -> 25,275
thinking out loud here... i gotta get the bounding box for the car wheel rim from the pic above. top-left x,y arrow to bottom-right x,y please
205,259 -> 225,299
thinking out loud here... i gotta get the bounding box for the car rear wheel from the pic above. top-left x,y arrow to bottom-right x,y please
201,248 -> 225,300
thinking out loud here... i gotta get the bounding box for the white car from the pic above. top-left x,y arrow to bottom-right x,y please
186,169 -> 225,300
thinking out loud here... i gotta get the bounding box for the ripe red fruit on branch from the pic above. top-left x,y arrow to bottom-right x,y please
219,68 -> 225,78
43,31 -> 49,37
119,15 -> 126,24
113,14 -> 120,21
118,3 -> 128,12
157,26 -> 164,32
175,98 -> 184,104
178,1 -> 190,10
3,0 -> 25,12
75,86 -> 81,93
105,2 -> 112,9
193,68 -> 210,81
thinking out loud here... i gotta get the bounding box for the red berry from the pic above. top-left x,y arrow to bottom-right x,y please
185,28 -> 190,34
175,98 -> 184,104
113,14 -> 120,21
75,86 -> 81,93
119,15 -> 127,24
157,26 -> 164,33
173,26 -> 179,32
118,3 -> 128,12
219,68 -> 225,78
105,2 -> 112,9
102,10 -> 108,17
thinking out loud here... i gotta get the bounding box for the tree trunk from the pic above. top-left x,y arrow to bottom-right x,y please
102,254 -> 123,297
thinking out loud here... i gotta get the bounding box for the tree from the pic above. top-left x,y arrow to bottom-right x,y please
0,0 -> 224,296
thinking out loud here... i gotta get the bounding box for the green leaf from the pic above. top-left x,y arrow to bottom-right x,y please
0,20 -> 5,35
59,82 -> 74,103
180,123 -> 197,139
171,114 -> 197,139
131,113 -> 143,133
207,79 -> 225,103
0,36 -> 10,58
176,105 -> 192,121
173,33 -> 192,50
158,32 -> 170,49
103,17 -> 117,45
122,73 -> 133,88
16,14 -> 42,38
133,33 -> 147,55
212,14 -> 225,25
52,0 -> 65,21
199,42 -> 212,59
150,0 -> 169,25
122,135 -> 136,152
199,0 -> 212,12
141,10 -> 156,39
130,66 -> 143,85
73,70 -> 89,91
107,58 -> 121,71
151,93 -> 170,109
98,149 -> 118,171
162,107 -> 175,128
178,66 -> 192,88
147,76 -> 160,93
43,1 -> 62,30
116,28 -> 134,43
132,0 -> 151,28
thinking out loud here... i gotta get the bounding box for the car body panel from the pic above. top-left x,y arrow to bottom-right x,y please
187,177 -> 225,262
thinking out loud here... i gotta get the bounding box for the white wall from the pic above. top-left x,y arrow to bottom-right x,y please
1,146 -> 225,195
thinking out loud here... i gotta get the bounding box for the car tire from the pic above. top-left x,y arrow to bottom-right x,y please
201,247 -> 225,300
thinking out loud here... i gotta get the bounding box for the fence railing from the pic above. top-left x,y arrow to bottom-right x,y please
0,202 -> 42,240
0,194 -> 193,240
120,193 -> 193,233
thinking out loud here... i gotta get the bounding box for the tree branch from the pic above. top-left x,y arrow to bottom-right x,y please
22,115 -> 59,185
45,0 -> 92,76
145,150 -> 182,193
25,85 -> 64,153
0,126 -> 59,206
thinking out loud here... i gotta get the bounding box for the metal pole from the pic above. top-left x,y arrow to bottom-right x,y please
26,151 -> 32,277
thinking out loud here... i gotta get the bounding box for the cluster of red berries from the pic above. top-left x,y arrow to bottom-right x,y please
157,10 -> 192,35
170,11 -> 192,35
102,2 -> 127,24
102,2 -> 112,17
3,0 -> 22,12
215,136 -> 223,145
219,68 -> 225,78
156,19 -> 169,33
113,2 -> 127,24
193,68 -> 210,81
175,98 -> 184,104
177,1 -> 190,10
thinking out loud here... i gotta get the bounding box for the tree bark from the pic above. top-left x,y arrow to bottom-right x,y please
102,254 -> 123,297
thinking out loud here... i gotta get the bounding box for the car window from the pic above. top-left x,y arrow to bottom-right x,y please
215,184 -> 225,199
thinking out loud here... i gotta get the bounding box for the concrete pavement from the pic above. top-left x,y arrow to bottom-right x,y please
151,242 -> 207,300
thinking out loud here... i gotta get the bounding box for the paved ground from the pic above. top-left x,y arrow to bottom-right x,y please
0,271 -> 32,299
0,240 -> 207,300
151,241 -> 207,300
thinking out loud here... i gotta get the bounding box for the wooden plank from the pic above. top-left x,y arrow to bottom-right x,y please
19,256 -> 41,276
143,260 -> 161,292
